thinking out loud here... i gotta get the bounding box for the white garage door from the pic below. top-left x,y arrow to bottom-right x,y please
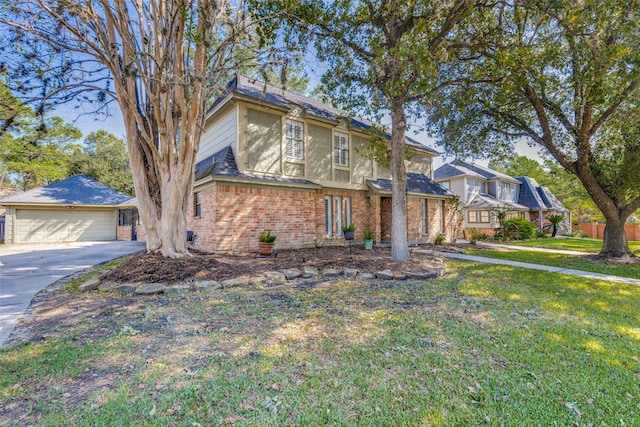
15,209 -> 116,243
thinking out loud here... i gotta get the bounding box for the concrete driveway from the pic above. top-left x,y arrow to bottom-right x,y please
0,241 -> 145,346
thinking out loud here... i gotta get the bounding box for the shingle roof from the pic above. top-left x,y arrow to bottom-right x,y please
514,176 -> 568,211
195,146 -> 319,187
515,176 -> 547,210
367,172 -> 453,197
537,186 -> 568,211
0,175 -> 134,206
467,194 -> 529,211
211,76 -> 439,155
434,163 -> 485,180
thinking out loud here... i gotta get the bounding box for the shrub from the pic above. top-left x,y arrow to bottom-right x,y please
535,230 -> 546,238
434,234 -> 446,245
503,217 -> 536,240
467,228 -> 490,243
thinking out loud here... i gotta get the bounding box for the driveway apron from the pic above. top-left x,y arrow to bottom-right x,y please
0,241 -> 144,347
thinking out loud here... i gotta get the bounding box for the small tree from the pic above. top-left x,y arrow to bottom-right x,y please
544,214 -> 566,238
489,205 -> 514,241
445,195 -> 464,242
2,0 -> 268,258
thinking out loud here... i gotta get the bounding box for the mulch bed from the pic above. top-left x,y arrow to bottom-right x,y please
100,245 -> 447,285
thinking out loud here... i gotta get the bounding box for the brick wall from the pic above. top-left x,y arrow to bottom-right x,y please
188,183 -> 373,253
187,182 -> 461,252
117,226 -> 132,240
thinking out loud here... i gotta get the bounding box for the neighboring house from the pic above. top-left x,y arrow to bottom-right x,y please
188,75 -> 453,253
515,176 -> 571,230
434,161 -> 569,235
0,175 -> 137,244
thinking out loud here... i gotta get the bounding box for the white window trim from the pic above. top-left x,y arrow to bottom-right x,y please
285,118 -> 304,160
325,196 -> 333,237
334,196 -> 343,236
421,199 -> 428,234
334,131 -> 349,167
345,196 -> 352,227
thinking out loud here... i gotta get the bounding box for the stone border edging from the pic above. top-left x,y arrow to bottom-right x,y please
79,264 -> 447,296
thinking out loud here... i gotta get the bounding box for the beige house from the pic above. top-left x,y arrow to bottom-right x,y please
188,76 -> 454,252
0,175 -> 136,244
434,161 -> 569,235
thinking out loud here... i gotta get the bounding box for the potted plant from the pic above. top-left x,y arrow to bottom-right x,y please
363,229 -> 374,249
258,230 -> 277,256
341,223 -> 356,240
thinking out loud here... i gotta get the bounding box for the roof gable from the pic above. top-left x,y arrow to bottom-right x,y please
515,176 -> 547,209
0,175 -> 134,206
211,75 -> 439,156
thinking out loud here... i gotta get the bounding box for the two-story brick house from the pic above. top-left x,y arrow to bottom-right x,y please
187,76 -> 453,252
434,161 -> 570,235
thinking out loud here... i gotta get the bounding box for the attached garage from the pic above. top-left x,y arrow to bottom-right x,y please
15,208 -> 116,243
1,175 -> 135,244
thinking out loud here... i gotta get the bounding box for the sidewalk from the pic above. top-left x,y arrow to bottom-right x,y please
414,249 -> 640,286
475,242 -> 586,255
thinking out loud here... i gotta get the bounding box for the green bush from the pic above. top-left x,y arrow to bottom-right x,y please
535,230 -> 546,238
503,217 -> 536,240
434,234 -> 446,245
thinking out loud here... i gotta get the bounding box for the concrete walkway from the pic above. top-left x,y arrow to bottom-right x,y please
415,249 -> 640,286
0,241 -> 145,347
475,242 -> 587,255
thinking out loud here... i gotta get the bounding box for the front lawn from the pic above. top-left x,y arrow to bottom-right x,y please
465,247 -> 640,280
1,261 -> 639,426
493,237 -> 640,254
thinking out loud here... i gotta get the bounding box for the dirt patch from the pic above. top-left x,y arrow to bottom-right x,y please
100,246 -> 445,285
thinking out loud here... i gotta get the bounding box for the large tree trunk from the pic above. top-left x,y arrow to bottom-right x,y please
601,216 -> 632,258
390,99 -> 409,262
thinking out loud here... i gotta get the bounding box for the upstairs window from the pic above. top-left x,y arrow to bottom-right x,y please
285,119 -> 304,159
194,192 -> 202,217
334,131 -> 349,167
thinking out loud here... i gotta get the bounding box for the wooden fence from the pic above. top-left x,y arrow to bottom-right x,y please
578,223 -> 640,241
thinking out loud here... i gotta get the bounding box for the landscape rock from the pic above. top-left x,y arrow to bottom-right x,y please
113,283 -> 137,294
359,272 -> 375,280
135,283 -> 166,295
164,285 -> 192,295
251,276 -> 266,285
263,271 -> 286,285
302,267 -> 320,278
281,268 -> 302,280
406,271 -> 438,280
78,277 -> 100,292
322,268 -> 342,277
343,268 -> 358,278
221,277 -> 250,289
393,272 -> 407,280
97,281 -> 118,292
376,269 -> 394,280
193,280 -> 221,291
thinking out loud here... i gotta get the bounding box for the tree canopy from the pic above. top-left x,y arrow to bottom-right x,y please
2,0 -> 273,257
69,130 -> 133,195
262,0 -> 473,261
428,0 -> 640,257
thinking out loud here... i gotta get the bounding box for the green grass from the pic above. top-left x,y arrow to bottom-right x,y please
492,237 -> 640,254
1,262 -> 639,426
466,247 -> 640,280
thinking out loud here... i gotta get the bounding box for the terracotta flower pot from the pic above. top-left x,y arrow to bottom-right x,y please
259,241 -> 274,256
